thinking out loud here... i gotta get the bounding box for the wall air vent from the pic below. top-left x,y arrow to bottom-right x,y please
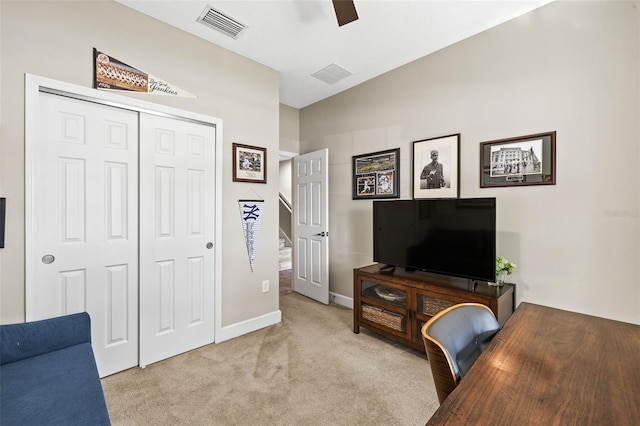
197,5 -> 246,39
311,63 -> 353,85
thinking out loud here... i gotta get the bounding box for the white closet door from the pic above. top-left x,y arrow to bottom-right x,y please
29,92 -> 139,377
139,113 -> 216,367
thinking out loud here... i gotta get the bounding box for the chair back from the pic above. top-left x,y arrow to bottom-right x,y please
421,303 -> 499,404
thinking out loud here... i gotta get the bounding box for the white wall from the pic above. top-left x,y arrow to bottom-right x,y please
300,1 -> 640,324
279,160 -> 293,203
0,0 -> 280,327
279,104 -> 300,155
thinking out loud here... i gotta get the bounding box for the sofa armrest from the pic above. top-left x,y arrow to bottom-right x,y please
0,312 -> 92,365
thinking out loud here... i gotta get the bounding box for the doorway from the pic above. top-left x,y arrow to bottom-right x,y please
278,153 -> 294,296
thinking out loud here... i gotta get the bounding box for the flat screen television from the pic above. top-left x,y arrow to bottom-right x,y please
373,198 -> 496,282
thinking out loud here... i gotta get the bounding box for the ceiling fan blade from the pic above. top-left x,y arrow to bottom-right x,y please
332,0 -> 359,27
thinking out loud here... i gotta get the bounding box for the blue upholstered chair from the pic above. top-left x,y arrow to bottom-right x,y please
421,303 -> 500,405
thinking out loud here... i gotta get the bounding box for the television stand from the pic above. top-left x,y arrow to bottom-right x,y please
353,264 -> 514,353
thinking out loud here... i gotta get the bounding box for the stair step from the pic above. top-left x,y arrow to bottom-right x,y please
279,237 -> 288,249
279,247 -> 292,260
279,260 -> 292,271
278,237 -> 291,271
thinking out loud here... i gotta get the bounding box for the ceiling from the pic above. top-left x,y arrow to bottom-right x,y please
115,0 -> 553,109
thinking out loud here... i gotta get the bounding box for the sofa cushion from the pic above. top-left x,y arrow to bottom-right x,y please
0,312 -> 91,365
0,343 -> 110,426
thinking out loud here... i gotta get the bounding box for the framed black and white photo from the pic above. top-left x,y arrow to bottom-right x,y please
480,131 -> 556,188
412,134 -> 460,199
352,148 -> 400,200
233,143 -> 267,184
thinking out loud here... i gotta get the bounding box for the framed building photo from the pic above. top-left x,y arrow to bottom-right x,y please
233,143 -> 267,184
480,131 -> 556,188
352,148 -> 400,200
412,134 -> 460,199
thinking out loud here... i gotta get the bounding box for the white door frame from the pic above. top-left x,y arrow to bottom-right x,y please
24,74 -> 224,342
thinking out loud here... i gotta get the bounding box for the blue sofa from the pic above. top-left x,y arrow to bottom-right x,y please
0,312 -> 111,425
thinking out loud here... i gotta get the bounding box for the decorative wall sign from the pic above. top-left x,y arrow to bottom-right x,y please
480,131 -> 556,188
412,134 -> 460,199
239,199 -> 264,272
352,148 -> 400,200
233,143 -> 267,184
92,48 -> 195,97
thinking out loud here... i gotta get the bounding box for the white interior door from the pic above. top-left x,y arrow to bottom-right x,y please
139,113 -> 216,367
292,149 -> 329,304
28,92 -> 139,377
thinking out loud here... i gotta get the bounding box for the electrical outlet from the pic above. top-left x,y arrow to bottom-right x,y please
262,280 -> 269,293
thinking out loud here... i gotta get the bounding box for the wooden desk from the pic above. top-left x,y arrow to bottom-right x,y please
427,302 -> 640,425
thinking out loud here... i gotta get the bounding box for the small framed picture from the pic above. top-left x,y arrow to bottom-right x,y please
233,143 -> 267,184
412,134 -> 460,199
352,148 -> 400,200
480,131 -> 556,188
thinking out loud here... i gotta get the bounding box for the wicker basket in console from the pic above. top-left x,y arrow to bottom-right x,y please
421,296 -> 455,316
362,304 -> 405,332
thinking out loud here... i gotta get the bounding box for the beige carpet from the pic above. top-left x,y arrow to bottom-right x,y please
279,269 -> 292,295
101,293 -> 439,425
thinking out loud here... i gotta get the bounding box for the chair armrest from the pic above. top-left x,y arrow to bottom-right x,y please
0,312 -> 92,365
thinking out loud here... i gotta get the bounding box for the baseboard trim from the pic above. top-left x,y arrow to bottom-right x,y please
215,309 -> 282,343
330,292 -> 353,310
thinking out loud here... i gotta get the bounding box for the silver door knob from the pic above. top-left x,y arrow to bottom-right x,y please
42,254 -> 55,264
206,242 -> 213,249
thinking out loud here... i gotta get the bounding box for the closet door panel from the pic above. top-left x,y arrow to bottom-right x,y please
139,113 -> 216,367
28,92 -> 139,377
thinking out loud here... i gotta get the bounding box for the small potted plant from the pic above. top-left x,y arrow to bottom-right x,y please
491,256 -> 516,287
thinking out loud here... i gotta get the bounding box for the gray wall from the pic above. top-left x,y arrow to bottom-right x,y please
300,1 -> 640,324
0,1 -> 280,326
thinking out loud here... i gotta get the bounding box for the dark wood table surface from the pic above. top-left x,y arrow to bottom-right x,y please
426,302 -> 640,425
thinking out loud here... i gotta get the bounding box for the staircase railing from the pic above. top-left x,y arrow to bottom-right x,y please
279,192 -> 292,212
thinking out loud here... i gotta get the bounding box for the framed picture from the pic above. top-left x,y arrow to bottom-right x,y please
480,131 -> 556,188
233,143 -> 267,184
352,148 -> 400,200
412,134 -> 460,199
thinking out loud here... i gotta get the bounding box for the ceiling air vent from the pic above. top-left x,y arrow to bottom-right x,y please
312,63 -> 353,85
197,5 -> 246,39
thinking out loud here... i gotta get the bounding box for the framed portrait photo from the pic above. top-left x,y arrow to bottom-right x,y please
412,134 -> 460,199
233,143 -> 267,184
479,131 -> 556,188
352,148 -> 400,200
